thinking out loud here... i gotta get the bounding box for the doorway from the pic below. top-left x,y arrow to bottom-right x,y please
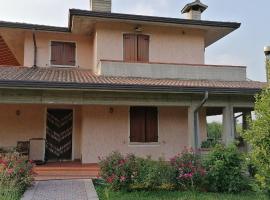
45,109 -> 73,161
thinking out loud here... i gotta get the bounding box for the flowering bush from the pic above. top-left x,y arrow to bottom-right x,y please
170,147 -> 206,191
99,152 -> 175,191
0,152 -> 35,195
99,151 -> 136,190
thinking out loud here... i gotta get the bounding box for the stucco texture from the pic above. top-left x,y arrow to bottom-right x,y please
81,105 -> 190,163
23,32 -> 94,70
94,22 -> 205,69
0,104 -> 82,161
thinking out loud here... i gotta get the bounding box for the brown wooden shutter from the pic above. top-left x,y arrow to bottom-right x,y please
137,35 -> 149,62
130,107 -> 145,142
63,42 -> 76,66
145,107 -> 158,142
51,41 -> 63,65
123,34 -> 137,62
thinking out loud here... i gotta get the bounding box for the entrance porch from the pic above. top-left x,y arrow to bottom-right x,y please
33,161 -> 100,181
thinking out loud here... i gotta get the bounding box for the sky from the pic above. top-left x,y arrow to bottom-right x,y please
0,0 -> 269,82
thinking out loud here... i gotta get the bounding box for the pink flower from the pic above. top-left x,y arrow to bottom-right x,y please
120,176 -> 126,182
118,159 -> 125,166
107,176 -> 114,183
7,168 -> 13,175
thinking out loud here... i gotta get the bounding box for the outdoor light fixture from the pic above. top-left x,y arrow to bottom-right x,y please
135,26 -> 143,32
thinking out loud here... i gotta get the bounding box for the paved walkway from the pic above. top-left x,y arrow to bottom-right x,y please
21,179 -> 99,200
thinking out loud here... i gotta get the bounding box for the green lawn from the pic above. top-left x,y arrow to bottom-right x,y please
0,188 -> 23,200
95,185 -> 268,200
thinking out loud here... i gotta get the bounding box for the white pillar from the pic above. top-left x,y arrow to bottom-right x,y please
222,105 -> 235,145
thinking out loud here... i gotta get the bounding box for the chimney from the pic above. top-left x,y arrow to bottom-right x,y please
181,0 -> 208,20
264,46 -> 270,83
90,0 -> 111,12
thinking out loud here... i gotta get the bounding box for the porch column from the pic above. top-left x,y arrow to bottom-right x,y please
222,105 -> 235,145
188,105 -> 196,148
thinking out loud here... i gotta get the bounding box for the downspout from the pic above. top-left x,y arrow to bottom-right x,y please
194,91 -> 209,149
32,30 -> 37,67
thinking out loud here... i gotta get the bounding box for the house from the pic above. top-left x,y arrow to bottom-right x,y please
0,0 -> 265,164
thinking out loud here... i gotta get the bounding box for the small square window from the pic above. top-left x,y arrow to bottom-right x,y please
51,41 -> 76,66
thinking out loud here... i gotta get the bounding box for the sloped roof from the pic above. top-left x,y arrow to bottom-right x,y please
0,66 -> 265,94
0,36 -> 19,66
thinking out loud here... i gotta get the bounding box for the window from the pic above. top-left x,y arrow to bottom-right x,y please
123,34 -> 149,62
130,107 -> 158,143
51,41 -> 76,66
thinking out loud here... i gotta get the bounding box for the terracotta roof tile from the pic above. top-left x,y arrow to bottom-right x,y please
0,66 -> 266,92
0,36 -> 20,66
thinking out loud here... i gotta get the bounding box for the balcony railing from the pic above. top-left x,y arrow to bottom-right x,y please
97,60 -> 247,81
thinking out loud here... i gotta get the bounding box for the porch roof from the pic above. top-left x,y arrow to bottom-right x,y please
0,66 -> 266,95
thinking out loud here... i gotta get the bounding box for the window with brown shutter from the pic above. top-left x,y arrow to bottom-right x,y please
130,107 -> 158,143
123,34 -> 149,63
51,41 -> 76,66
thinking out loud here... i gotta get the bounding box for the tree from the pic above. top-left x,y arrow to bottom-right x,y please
207,122 -> 222,140
243,89 -> 270,193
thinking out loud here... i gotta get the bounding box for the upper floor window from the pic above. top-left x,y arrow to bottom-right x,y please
130,107 -> 158,143
123,34 -> 149,63
50,41 -> 76,66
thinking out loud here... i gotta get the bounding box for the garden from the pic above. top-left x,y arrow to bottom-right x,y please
94,88 -> 270,200
0,152 -> 35,200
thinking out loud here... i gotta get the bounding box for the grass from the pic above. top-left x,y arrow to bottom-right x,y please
0,187 -> 23,200
95,184 -> 269,200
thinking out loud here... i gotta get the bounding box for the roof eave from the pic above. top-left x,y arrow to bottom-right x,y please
69,9 -> 241,30
0,80 -> 262,95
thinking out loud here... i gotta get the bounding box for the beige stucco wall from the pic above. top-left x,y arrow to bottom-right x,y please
23,32 -> 94,70
94,22 -> 205,71
0,104 -> 82,160
81,105 -> 190,163
0,104 -> 45,148
21,22 -> 205,72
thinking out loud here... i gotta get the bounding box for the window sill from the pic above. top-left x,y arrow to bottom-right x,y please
128,142 -> 160,147
49,64 -> 77,68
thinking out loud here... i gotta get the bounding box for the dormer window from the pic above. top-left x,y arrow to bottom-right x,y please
123,34 -> 149,62
50,41 -> 76,67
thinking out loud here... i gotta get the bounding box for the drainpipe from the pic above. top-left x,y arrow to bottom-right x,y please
194,91 -> 209,149
32,30 -> 37,67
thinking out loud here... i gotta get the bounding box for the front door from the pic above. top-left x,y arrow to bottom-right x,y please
45,109 -> 73,161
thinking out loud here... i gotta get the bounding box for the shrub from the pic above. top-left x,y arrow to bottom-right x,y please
99,151 -> 136,190
99,152 -> 175,191
203,144 -> 250,193
0,152 -> 34,197
170,147 -> 206,191
243,89 -> 270,194
130,158 -> 175,191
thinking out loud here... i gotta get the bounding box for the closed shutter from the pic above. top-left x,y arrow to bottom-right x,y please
63,43 -> 76,66
51,42 -> 63,65
123,34 -> 137,62
145,107 -> 158,142
137,35 -> 149,62
51,41 -> 76,66
130,107 -> 145,142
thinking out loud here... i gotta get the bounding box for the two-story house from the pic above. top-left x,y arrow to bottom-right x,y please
0,0 -> 265,164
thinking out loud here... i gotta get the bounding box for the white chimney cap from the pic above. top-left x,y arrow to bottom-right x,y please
264,46 -> 270,56
181,0 -> 208,14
